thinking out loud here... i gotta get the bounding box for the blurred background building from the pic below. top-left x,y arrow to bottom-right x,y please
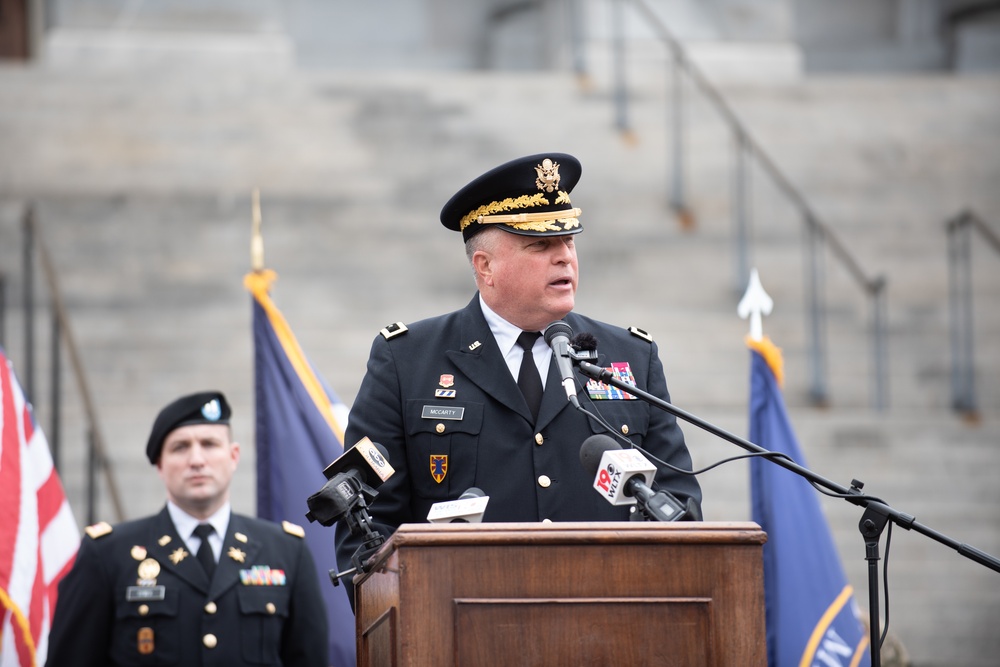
1,1 -> 998,665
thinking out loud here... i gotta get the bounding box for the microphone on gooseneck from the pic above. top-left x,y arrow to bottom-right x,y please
544,320 -> 581,408
579,434 -> 687,522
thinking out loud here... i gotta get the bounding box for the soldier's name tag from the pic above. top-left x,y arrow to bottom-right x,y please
127,585 -> 165,601
421,405 -> 464,420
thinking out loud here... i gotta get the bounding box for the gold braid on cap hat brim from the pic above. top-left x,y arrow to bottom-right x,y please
459,192 -> 580,234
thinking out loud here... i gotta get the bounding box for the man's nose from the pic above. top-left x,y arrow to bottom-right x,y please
553,240 -> 574,263
189,444 -> 207,464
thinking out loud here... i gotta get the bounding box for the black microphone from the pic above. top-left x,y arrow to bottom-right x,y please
570,332 -> 598,352
579,434 -> 687,522
543,320 -> 581,408
307,438 -> 395,583
305,437 -> 393,529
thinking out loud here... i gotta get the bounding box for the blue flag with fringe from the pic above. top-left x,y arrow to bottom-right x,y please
246,269 -> 355,667
748,337 -> 871,667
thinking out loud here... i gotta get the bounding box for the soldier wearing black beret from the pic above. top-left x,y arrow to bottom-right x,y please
335,153 -> 703,608
47,391 -> 329,667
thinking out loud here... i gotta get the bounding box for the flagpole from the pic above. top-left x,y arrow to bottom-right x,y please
251,188 -> 264,273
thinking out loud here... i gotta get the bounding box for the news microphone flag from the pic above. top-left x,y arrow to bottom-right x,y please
1,347 -> 78,667
592,447 -> 656,506
245,270 -> 354,667
748,336 -> 870,667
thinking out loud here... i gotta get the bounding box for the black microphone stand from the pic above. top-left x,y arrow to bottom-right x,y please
576,360 -> 1000,667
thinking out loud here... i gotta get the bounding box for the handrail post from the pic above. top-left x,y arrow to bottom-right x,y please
29,209 -> 126,521
806,216 -> 829,406
948,213 -> 976,416
0,273 -> 6,348
669,54 -> 690,225
872,276 -> 889,411
611,0 -> 629,133
569,0 -> 588,82
733,131 -> 752,294
22,205 -> 35,401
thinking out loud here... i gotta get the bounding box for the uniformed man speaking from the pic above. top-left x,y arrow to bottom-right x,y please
47,391 -> 328,667
335,153 -> 703,607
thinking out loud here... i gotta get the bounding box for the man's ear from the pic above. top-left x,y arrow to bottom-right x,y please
472,250 -> 494,286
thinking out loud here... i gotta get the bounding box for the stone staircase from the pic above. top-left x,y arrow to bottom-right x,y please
1,47 -> 999,667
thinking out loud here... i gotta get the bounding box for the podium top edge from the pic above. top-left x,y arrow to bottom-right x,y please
386,521 -> 766,547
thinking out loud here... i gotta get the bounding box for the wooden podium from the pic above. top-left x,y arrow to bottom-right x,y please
353,522 -> 766,666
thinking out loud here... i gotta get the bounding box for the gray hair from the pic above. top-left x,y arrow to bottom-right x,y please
465,227 -> 502,268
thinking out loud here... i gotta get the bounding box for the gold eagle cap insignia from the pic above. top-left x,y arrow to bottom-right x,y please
535,158 -> 561,193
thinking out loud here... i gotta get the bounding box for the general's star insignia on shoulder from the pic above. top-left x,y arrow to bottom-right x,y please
85,521 -> 113,539
628,326 -> 653,343
282,521 -> 305,538
380,322 -> 409,340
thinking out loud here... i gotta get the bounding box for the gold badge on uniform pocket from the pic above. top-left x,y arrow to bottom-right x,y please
137,558 -> 160,584
138,627 -> 154,655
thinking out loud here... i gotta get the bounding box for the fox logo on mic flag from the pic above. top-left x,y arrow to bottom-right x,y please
1,347 -> 79,667
748,336 -> 870,667
245,269 -> 354,667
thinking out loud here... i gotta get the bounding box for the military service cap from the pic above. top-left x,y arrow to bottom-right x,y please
440,152 -> 584,242
146,390 -> 231,463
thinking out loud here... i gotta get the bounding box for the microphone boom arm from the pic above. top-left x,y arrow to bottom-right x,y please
575,358 -> 1000,667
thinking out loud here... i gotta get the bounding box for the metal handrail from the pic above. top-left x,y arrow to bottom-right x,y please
606,0 -> 889,409
946,209 -> 1000,419
22,204 -> 125,522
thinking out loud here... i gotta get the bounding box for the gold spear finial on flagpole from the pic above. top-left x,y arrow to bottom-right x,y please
251,188 -> 265,272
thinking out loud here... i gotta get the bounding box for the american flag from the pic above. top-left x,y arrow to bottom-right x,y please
0,348 -> 79,667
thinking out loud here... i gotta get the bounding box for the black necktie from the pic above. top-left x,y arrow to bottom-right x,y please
516,331 -> 543,423
193,523 -> 216,580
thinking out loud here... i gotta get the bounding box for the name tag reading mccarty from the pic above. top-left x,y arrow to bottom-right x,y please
421,406 -> 465,420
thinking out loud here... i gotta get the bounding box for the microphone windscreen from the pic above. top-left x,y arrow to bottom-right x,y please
570,332 -> 598,351
459,487 -> 486,500
579,434 -> 622,476
543,320 -> 573,345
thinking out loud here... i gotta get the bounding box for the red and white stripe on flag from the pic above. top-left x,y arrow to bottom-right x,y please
0,350 -> 79,667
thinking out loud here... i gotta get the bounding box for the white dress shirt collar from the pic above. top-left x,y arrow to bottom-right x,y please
167,501 -> 231,560
479,294 -> 551,386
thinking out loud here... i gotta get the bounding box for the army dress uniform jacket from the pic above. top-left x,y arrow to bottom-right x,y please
46,507 -> 328,667
335,295 -> 703,586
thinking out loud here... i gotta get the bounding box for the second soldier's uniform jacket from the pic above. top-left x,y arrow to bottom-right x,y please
47,507 -> 328,667
335,294 -> 703,601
